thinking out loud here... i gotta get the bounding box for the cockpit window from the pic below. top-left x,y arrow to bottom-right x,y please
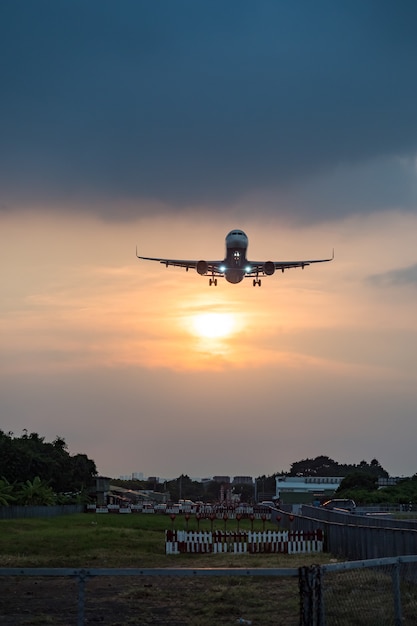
228,230 -> 246,237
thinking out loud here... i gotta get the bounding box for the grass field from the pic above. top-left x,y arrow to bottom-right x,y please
0,513 -> 333,625
0,512 -> 333,568
1,514 -> 416,624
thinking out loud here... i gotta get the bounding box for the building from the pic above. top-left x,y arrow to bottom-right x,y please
232,476 -> 253,485
93,476 -> 111,505
275,475 -> 344,505
118,472 -> 144,481
212,476 -> 231,484
378,477 -> 402,487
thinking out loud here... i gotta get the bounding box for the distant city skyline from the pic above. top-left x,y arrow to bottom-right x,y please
115,469 -> 408,483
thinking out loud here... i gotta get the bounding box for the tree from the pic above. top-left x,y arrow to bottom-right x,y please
355,459 -> 388,478
204,480 -> 222,502
0,478 -> 16,506
69,454 -> 97,491
16,476 -> 56,506
337,472 -> 378,494
288,455 -> 389,478
0,430 -> 97,496
380,475 -> 417,505
289,456 -> 342,477
233,482 -> 254,503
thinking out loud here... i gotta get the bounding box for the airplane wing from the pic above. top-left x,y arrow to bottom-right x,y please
136,250 -> 224,275
248,251 -> 334,275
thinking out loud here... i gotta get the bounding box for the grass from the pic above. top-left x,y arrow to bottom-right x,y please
0,513 -> 330,625
0,512 -> 332,568
1,514 -> 416,624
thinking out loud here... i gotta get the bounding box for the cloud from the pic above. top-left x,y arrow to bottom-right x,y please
1,1 -> 417,221
369,263 -> 417,288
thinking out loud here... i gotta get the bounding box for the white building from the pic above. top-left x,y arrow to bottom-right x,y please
275,475 -> 343,504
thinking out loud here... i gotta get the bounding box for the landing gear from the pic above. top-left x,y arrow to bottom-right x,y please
253,278 -> 262,287
209,278 -> 218,286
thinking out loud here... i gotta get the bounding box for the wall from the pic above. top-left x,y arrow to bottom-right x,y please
0,505 -> 84,519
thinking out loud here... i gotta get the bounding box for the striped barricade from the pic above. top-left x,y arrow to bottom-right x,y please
165,529 -> 323,555
165,530 -> 213,554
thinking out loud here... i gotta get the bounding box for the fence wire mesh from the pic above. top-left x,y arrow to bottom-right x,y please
0,573 -> 300,625
322,560 -> 417,626
1,559 -> 417,625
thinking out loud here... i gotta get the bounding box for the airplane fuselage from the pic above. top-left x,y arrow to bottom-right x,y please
223,229 -> 249,284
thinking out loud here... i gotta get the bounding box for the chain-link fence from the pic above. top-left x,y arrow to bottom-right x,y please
1,557 -> 417,625
300,557 -> 417,625
0,568 -> 300,625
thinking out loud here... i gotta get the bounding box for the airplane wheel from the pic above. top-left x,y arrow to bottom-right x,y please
259,279 -> 262,287
214,279 -> 218,286
253,279 -> 256,287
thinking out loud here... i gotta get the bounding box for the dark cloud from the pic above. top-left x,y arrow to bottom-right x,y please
368,264 -> 417,288
1,0 -> 417,220
283,156 -> 417,222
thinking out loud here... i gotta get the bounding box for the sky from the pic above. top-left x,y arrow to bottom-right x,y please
2,1 -> 417,481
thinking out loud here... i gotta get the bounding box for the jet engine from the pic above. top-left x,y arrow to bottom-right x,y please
196,260 -> 209,275
263,261 -> 275,276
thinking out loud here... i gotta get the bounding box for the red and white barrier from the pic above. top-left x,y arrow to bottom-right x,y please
86,504 -> 156,514
85,504 -> 272,519
165,529 -> 323,555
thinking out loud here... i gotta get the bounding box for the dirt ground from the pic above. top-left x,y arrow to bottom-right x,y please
0,574 -> 300,625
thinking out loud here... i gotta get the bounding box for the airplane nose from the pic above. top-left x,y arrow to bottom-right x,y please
226,231 -> 248,247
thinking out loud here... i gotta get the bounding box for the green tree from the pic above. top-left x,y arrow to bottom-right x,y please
204,480 -> 222,502
69,454 -> 97,491
337,472 -> 378,493
0,477 -> 16,506
289,456 -> 343,477
233,482 -> 254,503
0,430 -> 97,494
288,455 -> 389,478
355,458 -> 388,478
381,475 -> 417,505
255,474 -> 277,500
16,476 -> 56,505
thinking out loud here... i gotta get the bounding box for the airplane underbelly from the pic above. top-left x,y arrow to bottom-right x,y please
225,269 -> 244,284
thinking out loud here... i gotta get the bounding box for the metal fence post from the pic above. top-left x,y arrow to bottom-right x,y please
391,562 -> 403,626
77,569 -> 88,626
299,564 -> 324,626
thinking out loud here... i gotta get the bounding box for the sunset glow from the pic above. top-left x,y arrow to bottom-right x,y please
191,312 -> 237,339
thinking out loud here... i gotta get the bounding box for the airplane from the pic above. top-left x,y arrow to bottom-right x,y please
136,229 -> 333,286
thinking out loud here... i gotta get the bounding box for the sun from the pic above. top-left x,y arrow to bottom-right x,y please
191,312 -> 236,339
